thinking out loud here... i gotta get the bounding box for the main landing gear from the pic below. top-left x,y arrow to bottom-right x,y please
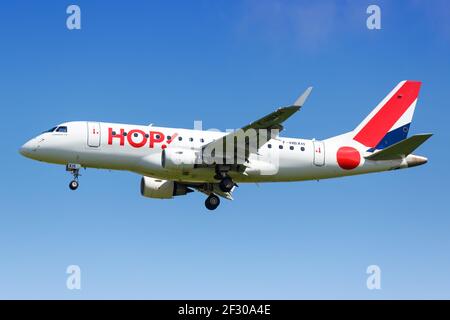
66,163 -> 82,191
215,168 -> 235,193
219,176 -> 234,192
205,167 -> 235,210
205,194 -> 220,210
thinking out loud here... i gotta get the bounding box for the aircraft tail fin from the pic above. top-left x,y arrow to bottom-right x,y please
365,133 -> 432,161
352,80 -> 422,151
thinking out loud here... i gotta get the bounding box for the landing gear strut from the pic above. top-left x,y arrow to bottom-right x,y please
66,164 -> 81,191
205,194 -> 220,210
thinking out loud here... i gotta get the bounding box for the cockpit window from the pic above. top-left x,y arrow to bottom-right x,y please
43,126 -> 57,133
56,126 -> 68,133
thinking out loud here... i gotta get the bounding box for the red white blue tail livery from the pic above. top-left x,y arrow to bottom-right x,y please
353,80 -> 421,151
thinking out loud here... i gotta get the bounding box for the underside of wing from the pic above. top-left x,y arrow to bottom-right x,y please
184,182 -> 235,200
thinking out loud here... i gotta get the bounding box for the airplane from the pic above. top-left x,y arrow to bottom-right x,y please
19,80 -> 431,210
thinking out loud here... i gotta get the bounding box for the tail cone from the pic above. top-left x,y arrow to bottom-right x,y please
405,154 -> 428,167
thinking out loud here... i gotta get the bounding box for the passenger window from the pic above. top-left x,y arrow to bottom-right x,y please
301,147 -> 305,151
167,136 -> 171,140
279,145 -> 283,149
178,136 -> 183,141
189,137 -> 193,142
268,144 -> 272,148
290,146 -> 294,150
200,138 -> 204,143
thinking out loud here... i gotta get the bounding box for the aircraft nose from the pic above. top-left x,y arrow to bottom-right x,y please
19,139 -> 37,157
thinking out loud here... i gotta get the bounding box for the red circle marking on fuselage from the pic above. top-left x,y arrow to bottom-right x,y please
336,146 -> 361,170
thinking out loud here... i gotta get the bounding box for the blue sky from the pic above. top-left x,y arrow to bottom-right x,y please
0,0 -> 449,299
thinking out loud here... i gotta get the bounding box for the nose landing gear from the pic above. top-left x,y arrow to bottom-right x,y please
69,180 -> 79,190
66,163 -> 82,191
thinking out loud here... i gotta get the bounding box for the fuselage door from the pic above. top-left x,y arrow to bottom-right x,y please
313,140 -> 325,166
87,122 -> 101,147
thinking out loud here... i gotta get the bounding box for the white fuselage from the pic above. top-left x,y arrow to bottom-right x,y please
20,121 -> 409,184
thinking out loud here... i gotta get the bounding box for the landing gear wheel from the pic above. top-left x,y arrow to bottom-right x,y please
205,194 -> 220,210
69,180 -> 79,190
219,177 -> 234,192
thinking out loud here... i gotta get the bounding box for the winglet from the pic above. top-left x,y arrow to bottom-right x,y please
293,87 -> 313,107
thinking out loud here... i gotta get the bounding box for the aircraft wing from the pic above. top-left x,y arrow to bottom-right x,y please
201,87 -> 313,163
240,86 -> 312,132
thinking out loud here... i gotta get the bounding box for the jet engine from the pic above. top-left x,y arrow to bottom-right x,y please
140,176 -> 192,199
161,148 -> 198,172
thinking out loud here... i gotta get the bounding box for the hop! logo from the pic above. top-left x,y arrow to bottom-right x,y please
108,128 -> 177,149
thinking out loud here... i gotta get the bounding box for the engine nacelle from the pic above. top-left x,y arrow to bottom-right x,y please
161,148 -> 198,172
140,177 -> 191,199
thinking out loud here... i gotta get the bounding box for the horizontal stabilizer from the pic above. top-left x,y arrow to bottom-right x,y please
365,133 -> 432,161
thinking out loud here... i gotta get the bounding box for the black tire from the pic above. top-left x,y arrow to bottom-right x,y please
219,177 -> 234,192
69,180 -> 79,190
205,194 -> 220,210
